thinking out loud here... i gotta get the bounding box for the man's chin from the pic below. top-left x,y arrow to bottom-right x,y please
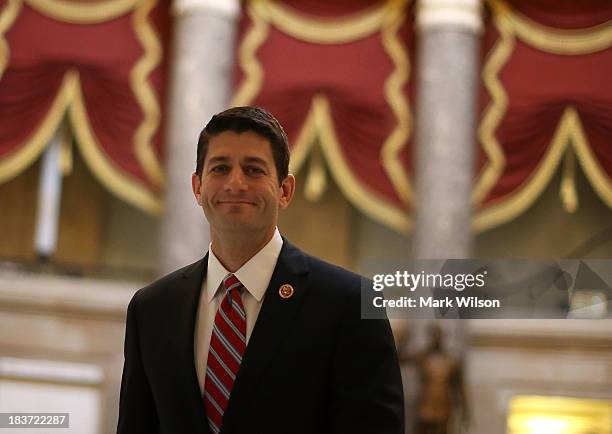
214,216 -> 258,231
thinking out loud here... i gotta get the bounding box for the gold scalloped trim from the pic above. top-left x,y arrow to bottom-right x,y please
473,106 -> 610,232
0,70 -> 72,183
68,69 -> 161,214
560,145 -> 577,213
313,94 -> 411,232
232,1 -> 268,107
256,0 -> 406,45
131,0 -> 164,187
304,144 -> 327,201
569,107 -> 612,209
487,0 -> 612,55
380,5 -> 412,205
0,0 -> 21,80
288,102 -> 318,175
473,12 -> 512,205
59,122 -> 73,176
24,0 -> 141,24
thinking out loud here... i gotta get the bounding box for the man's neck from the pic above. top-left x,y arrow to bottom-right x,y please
210,226 -> 276,272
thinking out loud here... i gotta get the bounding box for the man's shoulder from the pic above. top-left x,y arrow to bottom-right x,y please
130,258 -> 205,307
287,242 -> 369,297
292,246 -> 379,320
306,254 -> 363,284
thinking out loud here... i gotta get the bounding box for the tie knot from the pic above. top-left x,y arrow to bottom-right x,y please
223,273 -> 243,293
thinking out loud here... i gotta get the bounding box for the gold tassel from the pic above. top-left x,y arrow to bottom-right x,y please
59,120 -> 73,176
304,144 -> 327,202
560,146 -> 578,213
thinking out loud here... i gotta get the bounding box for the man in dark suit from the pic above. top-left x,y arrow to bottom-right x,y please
117,106 -> 404,434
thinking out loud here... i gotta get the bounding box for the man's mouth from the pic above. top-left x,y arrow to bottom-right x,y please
217,200 -> 256,206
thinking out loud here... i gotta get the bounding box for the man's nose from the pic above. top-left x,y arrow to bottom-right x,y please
224,167 -> 247,191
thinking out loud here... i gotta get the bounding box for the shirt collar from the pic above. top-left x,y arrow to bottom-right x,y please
206,227 -> 283,303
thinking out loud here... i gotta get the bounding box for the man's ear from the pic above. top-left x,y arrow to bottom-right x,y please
191,173 -> 203,205
279,174 -> 296,209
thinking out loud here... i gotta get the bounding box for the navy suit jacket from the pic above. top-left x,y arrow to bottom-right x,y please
117,239 -> 404,434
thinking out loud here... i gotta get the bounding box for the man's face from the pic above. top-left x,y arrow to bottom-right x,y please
192,130 -> 295,236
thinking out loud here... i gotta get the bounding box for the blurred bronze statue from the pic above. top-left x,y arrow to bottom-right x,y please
399,323 -> 470,434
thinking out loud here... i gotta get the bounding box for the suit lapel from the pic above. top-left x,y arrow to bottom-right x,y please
221,240 -> 310,432
168,255 -> 211,434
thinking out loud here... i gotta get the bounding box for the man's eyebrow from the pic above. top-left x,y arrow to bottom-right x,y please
206,156 -> 229,164
243,156 -> 269,167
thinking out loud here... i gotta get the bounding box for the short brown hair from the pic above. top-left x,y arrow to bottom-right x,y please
195,106 -> 290,184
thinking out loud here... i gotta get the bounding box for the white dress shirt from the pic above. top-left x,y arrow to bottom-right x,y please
194,227 -> 284,391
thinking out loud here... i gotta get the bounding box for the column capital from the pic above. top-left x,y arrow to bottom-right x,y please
172,0 -> 240,18
416,0 -> 483,34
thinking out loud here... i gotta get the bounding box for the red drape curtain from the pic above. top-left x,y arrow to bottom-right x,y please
0,0 -> 170,213
233,0 -> 415,232
475,0 -> 612,230
2,0 -> 610,228
233,0 -> 612,233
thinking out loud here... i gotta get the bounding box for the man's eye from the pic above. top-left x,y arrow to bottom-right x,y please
246,166 -> 265,175
210,165 -> 228,173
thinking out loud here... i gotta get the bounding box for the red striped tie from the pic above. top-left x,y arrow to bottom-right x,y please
204,274 -> 247,434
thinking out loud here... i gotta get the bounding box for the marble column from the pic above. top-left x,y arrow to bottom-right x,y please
159,0 -> 239,274
407,5 -> 483,431
34,128 -> 65,259
412,0 -> 482,259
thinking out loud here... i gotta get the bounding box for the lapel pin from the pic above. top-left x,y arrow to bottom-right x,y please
279,284 -> 294,299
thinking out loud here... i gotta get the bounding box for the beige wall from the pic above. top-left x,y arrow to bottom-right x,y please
0,272 -> 135,434
466,319 -> 612,434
